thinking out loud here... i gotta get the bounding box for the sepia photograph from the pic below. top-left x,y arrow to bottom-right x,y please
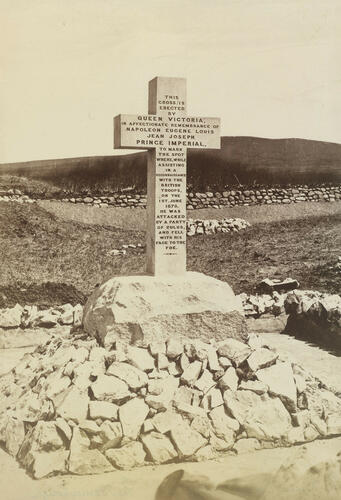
0,1 -> 341,499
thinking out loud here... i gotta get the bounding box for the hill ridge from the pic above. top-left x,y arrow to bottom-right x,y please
0,136 -> 340,190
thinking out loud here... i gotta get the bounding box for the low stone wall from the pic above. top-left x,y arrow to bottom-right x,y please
0,188 -> 35,204
59,185 -> 341,209
1,185 -> 341,209
1,331 -> 341,478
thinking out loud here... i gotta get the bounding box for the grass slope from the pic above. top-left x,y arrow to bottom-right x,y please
0,202 -> 340,308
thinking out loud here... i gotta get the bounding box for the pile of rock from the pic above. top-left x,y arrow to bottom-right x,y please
0,188 -> 35,204
239,292 -> 286,318
187,218 -> 250,235
1,332 -> 341,478
0,303 -> 83,330
284,291 -> 341,348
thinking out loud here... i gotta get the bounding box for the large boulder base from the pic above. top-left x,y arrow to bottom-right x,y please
83,272 -> 247,347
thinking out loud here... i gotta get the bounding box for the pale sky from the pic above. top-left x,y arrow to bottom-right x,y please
1,0 -> 340,163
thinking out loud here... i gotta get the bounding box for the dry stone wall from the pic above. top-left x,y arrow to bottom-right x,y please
1,185 -> 340,208
1,331 -> 341,479
59,185 -> 341,208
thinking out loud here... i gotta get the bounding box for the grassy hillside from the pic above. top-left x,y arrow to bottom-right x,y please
0,201 -> 340,307
0,137 -> 340,194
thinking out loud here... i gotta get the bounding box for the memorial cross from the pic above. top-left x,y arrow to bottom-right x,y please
114,77 -> 220,276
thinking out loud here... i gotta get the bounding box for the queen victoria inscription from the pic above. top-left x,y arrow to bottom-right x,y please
114,77 -> 221,275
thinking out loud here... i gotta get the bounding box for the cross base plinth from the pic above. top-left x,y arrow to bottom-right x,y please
83,272 -> 248,347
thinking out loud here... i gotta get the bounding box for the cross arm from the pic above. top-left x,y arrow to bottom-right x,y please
114,114 -> 164,150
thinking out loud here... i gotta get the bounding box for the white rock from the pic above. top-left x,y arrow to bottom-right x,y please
99,421 -> 123,449
294,374 -> 307,394
59,304 -> 75,325
89,346 -> 107,363
167,361 -> 182,376
91,375 -> 130,403
18,421 -> 64,467
73,304 -> 83,326
83,273 -> 246,347
73,360 -> 105,390
50,346 -> 76,369
179,353 -> 190,371
0,304 -> 23,328
148,341 -> 166,357
69,447 -> 113,474
218,367 -> 239,391
105,441 -> 145,470
89,401 -> 118,421
247,348 -> 278,372
257,362 -> 297,410
173,385 -> 194,405
55,418 -> 72,442
31,449 -> 69,478
107,361 -> 148,390
166,339 -> 183,359
170,422 -> 207,458
45,372 -> 71,399
192,444 -> 217,461
151,410 -> 183,434
78,420 -> 101,436
181,361 -> 202,385
194,369 -> 215,393
209,405 -> 240,436
223,389 -> 263,424
156,353 -> 169,370
173,401 -> 207,420
217,339 -> 251,366
207,348 -> 220,371
219,357 -> 232,369
244,397 -> 292,441
54,386 -> 89,422
191,416 -> 211,439
233,438 -> 260,454
127,346 -> 155,372
119,398 -> 149,439
33,309 -> 60,328
21,305 -> 38,327
326,414 -> 341,435
239,379 -> 268,395
140,432 -> 178,464
4,418 -> 25,456
201,387 -> 224,410
72,346 -> 89,364
145,376 -> 179,411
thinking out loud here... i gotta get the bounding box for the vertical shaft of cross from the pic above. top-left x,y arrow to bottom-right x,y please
146,78 -> 187,275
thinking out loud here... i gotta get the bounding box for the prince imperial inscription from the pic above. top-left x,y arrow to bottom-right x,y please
114,77 -> 221,276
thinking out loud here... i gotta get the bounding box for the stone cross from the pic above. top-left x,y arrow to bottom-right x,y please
114,77 -> 220,276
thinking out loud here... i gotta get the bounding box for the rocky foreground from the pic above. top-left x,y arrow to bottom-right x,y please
1,330 -> 341,479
